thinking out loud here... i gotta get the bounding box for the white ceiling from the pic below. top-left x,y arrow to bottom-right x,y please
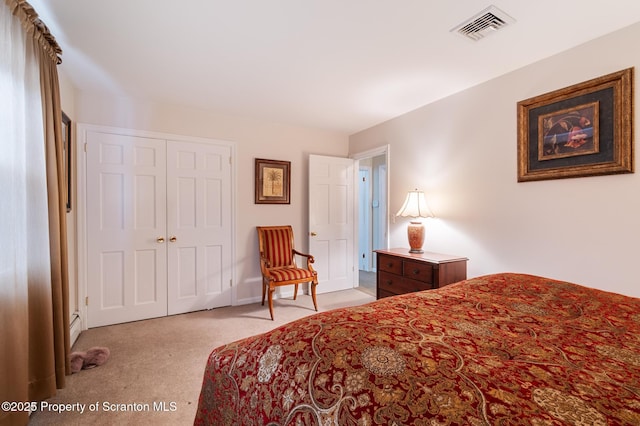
31,1 -> 640,134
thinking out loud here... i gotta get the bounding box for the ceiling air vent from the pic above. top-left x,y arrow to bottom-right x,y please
451,5 -> 515,41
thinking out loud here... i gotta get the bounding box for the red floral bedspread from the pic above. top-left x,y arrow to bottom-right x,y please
194,273 -> 640,425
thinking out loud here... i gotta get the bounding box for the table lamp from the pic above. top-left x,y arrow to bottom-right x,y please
396,189 -> 434,253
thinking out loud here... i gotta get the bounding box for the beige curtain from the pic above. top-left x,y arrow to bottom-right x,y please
1,1 -> 69,425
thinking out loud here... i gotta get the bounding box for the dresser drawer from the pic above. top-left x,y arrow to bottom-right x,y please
378,271 -> 403,295
402,277 -> 434,292
378,271 -> 433,296
377,288 -> 397,299
402,260 -> 433,284
378,254 -> 402,275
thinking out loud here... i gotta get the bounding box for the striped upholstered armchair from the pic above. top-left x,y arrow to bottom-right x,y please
256,226 -> 318,320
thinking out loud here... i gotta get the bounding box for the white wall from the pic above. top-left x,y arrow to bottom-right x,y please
350,22 -> 640,298
70,91 -> 349,304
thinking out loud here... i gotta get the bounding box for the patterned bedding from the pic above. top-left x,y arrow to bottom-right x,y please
194,273 -> 640,425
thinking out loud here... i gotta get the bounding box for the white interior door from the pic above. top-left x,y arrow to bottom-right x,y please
309,154 -> 355,294
166,141 -> 232,314
358,168 -> 371,271
86,132 -> 168,327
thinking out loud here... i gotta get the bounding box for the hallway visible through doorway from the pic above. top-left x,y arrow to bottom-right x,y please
353,147 -> 388,297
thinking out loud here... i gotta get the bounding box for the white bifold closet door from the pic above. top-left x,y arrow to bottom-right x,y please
86,131 -> 232,327
165,140 -> 231,315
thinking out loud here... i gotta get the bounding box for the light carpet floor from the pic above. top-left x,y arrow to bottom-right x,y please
28,289 -> 374,426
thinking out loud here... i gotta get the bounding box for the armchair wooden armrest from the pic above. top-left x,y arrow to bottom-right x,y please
259,256 -> 273,276
293,249 -> 315,270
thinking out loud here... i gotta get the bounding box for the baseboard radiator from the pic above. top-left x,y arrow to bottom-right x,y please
70,313 -> 82,347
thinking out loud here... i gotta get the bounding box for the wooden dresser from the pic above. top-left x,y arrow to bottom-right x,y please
375,248 -> 468,299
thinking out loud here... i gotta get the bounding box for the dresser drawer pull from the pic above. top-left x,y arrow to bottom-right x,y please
412,269 -> 420,275
385,280 -> 394,286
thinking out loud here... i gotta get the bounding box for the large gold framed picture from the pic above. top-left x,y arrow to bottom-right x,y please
517,68 -> 633,182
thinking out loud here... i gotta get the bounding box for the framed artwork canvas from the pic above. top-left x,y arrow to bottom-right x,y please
255,158 -> 291,204
517,68 -> 633,182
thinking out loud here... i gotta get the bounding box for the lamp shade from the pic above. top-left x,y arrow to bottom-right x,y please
396,189 -> 434,218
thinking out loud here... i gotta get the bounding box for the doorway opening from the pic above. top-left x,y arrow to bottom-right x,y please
353,148 -> 388,297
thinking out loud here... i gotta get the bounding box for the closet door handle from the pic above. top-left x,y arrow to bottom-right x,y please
169,236 -> 177,242
156,237 -> 165,243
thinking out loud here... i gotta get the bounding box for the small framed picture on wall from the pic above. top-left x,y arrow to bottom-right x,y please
255,158 -> 291,204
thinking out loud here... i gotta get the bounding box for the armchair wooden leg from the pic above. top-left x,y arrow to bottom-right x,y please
261,279 -> 267,306
268,287 -> 275,320
293,284 -> 299,300
311,280 -> 318,312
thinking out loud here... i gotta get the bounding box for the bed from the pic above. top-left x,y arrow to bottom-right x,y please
194,273 -> 640,425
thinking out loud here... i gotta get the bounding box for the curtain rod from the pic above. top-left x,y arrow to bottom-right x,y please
6,0 -> 63,64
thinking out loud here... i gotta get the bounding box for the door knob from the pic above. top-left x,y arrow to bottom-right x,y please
310,232 -> 317,236
156,237 -> 165,243
169,236 -> 177,242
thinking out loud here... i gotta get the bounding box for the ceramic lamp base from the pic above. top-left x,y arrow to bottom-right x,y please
407,220 -> 425,254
